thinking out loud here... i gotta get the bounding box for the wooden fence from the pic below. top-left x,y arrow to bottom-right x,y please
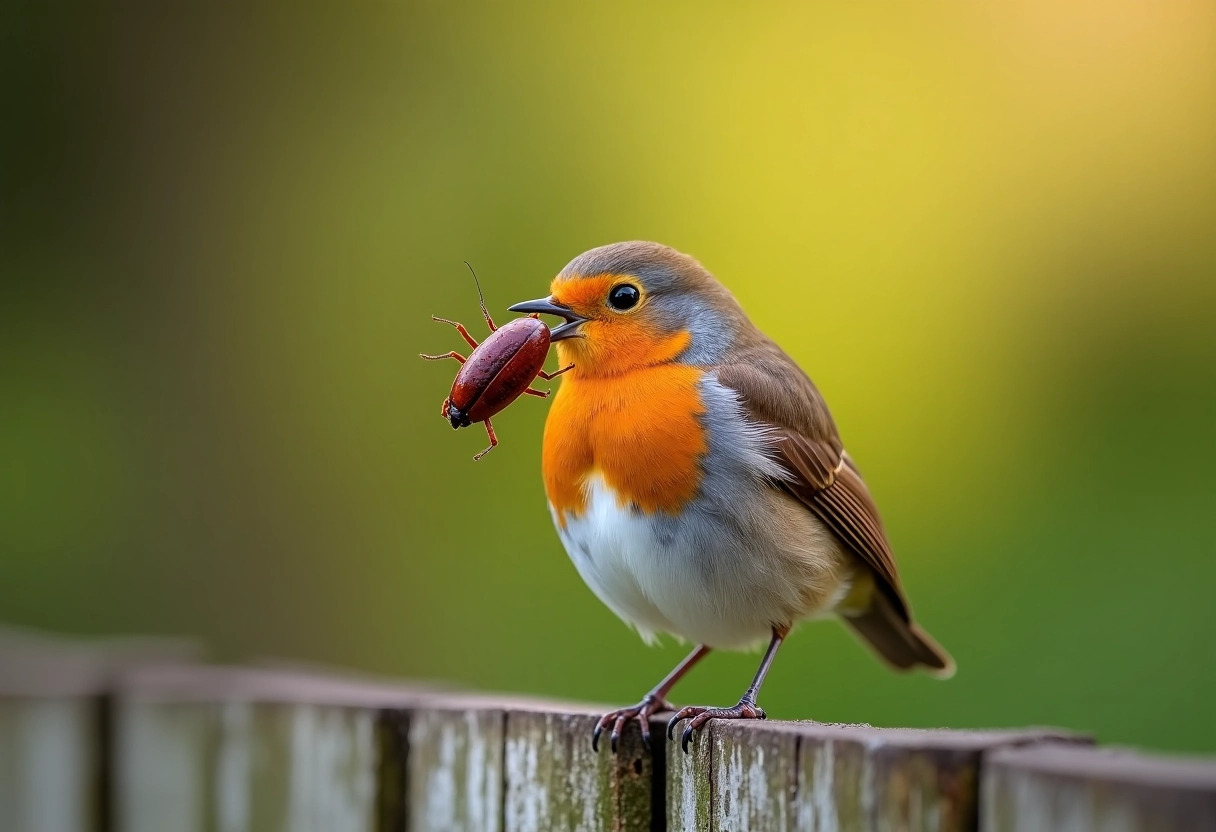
2,636 -> 1215,831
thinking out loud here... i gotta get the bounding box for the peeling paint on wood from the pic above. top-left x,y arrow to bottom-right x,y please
504,709 -> 654,832
262,704 -> 378,832
712,721 -> 798,832
408,707 -> 504,832
667,720 -> 714,832
982,744 -> 1216,832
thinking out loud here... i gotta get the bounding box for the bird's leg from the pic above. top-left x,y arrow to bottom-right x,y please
473,419 -> 498,461
431,316 -> 481,349
420,350 -> 467,363
667,626 -> 788,754
593,645 -> 711,753
537,363 -> 574,381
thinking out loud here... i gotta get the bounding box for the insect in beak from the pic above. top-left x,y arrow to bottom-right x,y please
508,297 -> 588,341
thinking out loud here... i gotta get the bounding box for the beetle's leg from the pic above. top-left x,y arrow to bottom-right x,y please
419,350 -> 467,363
431,316 -> 480,349
473,420 -> 498,461
441,398 -> 451,418
523,387 -> 549,398
537,363 -> 574,380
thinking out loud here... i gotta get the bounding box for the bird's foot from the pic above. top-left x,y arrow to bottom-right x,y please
592,693 -> 671,753
666,698 -> 767,754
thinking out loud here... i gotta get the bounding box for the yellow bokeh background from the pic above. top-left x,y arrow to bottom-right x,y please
3,2 -> 1214,750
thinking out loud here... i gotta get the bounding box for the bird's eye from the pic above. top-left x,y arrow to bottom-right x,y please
608,284 -> 640,311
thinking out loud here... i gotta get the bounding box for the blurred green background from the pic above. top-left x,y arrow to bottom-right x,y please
3,3 -> 1215,752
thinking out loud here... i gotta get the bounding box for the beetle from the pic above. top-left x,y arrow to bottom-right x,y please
421,264 -> 575,460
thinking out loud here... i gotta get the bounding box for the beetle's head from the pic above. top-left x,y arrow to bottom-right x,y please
446,401 -> 472,430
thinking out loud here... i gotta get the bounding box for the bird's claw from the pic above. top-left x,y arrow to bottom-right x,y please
666,700 -> 767,754
591,694 -> 669,753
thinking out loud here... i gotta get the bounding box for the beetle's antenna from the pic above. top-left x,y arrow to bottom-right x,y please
464,261 -> 495,331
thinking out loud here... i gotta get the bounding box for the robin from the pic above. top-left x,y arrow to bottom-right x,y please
508,241 -> 953,754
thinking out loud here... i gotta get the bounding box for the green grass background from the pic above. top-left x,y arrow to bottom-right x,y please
3,3 -> 1215,752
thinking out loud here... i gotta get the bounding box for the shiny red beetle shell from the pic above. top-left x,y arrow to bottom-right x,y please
446,316 -> 550,428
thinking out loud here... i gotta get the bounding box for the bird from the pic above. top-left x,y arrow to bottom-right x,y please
508,241 -> 953,754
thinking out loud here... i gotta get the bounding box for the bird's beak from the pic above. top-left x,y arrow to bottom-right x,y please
508,296 -> 588,341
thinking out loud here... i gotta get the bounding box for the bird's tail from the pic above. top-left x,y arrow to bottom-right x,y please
842,589 -> 955,678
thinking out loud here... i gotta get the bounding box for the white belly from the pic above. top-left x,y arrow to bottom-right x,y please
553,475 -> 851,650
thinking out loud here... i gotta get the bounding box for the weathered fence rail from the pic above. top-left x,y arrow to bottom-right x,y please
2,635 -> 1215,831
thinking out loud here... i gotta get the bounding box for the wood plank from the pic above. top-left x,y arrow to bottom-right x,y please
258,703 -> 379,832
0,699 -> 100,832
503,708 -> 657,832
712,720 -> 799,831
668,720 -> 1085,832
407,707 -> 504,832
114,700 -> 213,832
668,717 -> 714,832
982,743 -> 1216,832
668,718 -> 801,831
114,699 -> 380,832
796,724 -> 1084,832
111,664 -> 434,832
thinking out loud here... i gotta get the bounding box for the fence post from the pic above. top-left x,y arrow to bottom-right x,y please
502,706 -> 656,831
982,743 -> 1216,831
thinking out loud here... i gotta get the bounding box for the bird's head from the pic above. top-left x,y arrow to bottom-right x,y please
509,241 -> 747,378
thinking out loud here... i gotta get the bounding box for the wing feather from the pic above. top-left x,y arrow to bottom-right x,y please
716,351 -> 912,623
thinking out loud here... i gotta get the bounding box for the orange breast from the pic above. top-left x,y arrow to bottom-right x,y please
542,365 -> 708,522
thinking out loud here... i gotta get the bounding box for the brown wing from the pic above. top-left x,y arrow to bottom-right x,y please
774,431 -> 910,620
716,348 -> 911,623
